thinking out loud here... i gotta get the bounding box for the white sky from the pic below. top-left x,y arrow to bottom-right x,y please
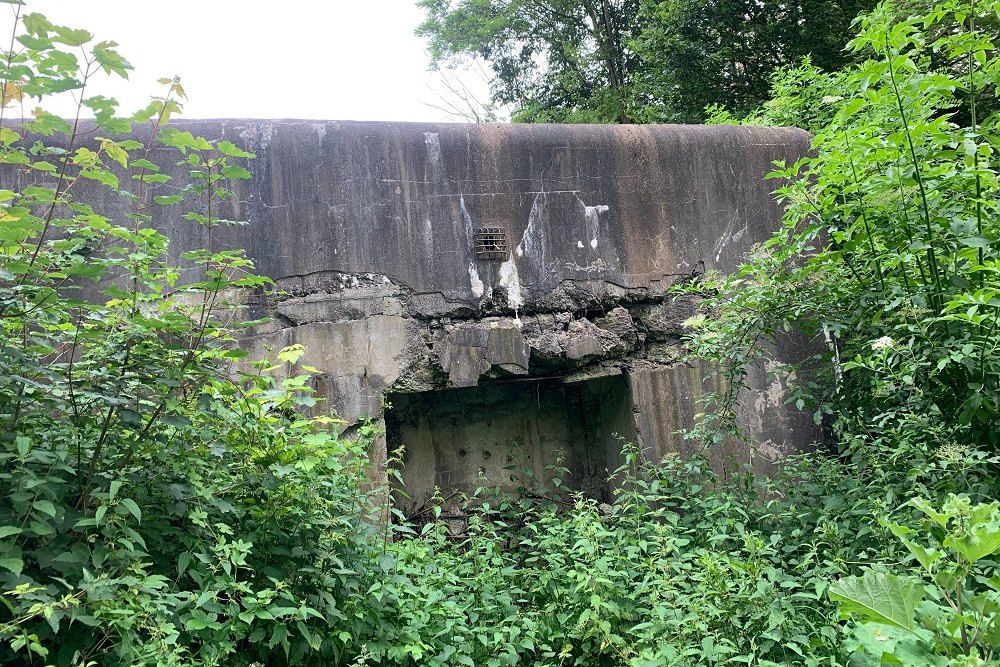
6,0 -> 494,122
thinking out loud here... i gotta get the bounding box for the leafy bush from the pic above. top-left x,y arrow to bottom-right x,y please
706,56 -> 854,133
0,7 -> 380,665
323,448 -> 908,667
685,0 -> 1000,662
686,0 -> 1000,459
831,495 -> 1000,665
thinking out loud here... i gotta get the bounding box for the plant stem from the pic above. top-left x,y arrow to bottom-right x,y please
884,35 -> 947,315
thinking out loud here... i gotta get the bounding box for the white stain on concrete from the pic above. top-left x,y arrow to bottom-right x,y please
459,194 -> 475,241
584,204 -> 608,249
240,120 -> 273,154
713,211 -> 748,263
423,132 -> 443,184
498,257 -> 523,310
312,123 -> 327,147
515,193 -> 545,265
468,262 -> 484,298
239,121 -> 274,223
577,240 -> 584,248
423,132 -> 441,162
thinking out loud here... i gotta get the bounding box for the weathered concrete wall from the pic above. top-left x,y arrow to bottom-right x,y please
386,374 -> 634,512
16,119 -> 818,508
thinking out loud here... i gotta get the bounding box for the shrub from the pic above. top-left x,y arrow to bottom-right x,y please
0,7 -> 377,665
685,0 -> 1000,460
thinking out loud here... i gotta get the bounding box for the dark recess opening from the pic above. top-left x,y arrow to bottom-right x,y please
385,374 -> 635,518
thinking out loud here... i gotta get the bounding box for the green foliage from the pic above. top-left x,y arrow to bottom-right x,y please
415,0 -> 873,124
337,447 -> 900,666
681,1 -> 1000,660
682,0 -> 1000,459
416,0 -> 642,123
0,6 -> 379,665
330,442 -> 998,666
632,0 -> 874,123
832,495 -> 1000,664
705,56 -> 854,133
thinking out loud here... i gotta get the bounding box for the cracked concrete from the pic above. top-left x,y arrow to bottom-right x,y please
29,119 -> 819,505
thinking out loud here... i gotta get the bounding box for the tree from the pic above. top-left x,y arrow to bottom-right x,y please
416,0 -> 643,123
632,0 -> 876,123
683,0 -> 1000,456
416,0 -> 876,124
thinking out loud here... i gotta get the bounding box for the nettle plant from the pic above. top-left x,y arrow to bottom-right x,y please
830,495 -> 1000,665
0,4 -> 376,666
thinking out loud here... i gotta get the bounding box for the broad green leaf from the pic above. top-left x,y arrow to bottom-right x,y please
221,164 -> 251,180
944,524 -> 1000,564
0,149 -> 30,165
64,262 -> 105,279
908,498 -> 950,528
29,520 -> 54,536
0,526 -> 21,539
93,41 -> 131,78
130,158 -> 159,171
886,522 -> 941,572
829,572 -> 922,632
98,137 -> 129,168
177,552 -> 191,577
33,499 -> 55,517
216,140 -> 254,158
51,26 -> 92,46
0,127 -> 19,146
0,557 -> 23,575
22,12 -> 52,36
80,168 -> 119,189
0,224 -> 36,242
277,344 -> 305,365
119,498 -> 142,523
184,616 -> 208,631
159,128 -> 212,152
960,236 -> 994,248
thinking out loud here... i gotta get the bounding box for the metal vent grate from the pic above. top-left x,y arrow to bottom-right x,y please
473,227 -> 508,260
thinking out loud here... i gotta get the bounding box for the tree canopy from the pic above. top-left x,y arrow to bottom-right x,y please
633,0 -> 875,122
416,0 -> 642,123
416,0 -> 876,123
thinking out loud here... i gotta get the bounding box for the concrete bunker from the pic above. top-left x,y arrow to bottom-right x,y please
29,120 -> 821,494
386,373 -> 634,515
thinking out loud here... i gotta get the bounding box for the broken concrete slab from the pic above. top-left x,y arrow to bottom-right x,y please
241,315 -> 420,424
438,319 -> 531,387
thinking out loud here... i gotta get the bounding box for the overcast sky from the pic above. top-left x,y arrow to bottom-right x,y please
7,0 -> 492,122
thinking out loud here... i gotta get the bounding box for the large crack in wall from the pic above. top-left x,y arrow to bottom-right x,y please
242,256 -> 733,513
